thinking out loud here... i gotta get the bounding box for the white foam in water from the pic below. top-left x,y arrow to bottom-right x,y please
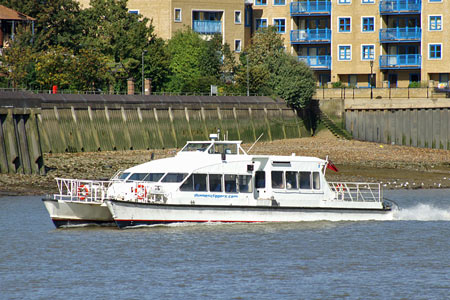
393,203 -> 450,221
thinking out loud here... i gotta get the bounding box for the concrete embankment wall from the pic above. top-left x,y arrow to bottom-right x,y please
0,92 -> 309,174
344,98 -> 450,150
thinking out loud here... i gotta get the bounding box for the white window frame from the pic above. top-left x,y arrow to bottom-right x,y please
429,15 -> 443,31
129,9 -> 139,15
338,0 -> 351,4
174,8 -> 182,22
338,44 -> 352,61
428,43 -> 442,60
361,0 -> 375,4
361,16 -> 375,33
234,10 -> 242,24
361,44 -> 375,60
256,18 -> 268,31
235,39 -> 242,53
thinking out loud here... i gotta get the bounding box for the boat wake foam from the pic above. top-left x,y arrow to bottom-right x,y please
393,203 -> 450,221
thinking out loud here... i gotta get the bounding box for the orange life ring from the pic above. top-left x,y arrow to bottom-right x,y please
134,184 -> 147,200
77,184 -> 89,200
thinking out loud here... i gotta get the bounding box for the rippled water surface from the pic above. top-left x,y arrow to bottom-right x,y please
1,189 -> 450,299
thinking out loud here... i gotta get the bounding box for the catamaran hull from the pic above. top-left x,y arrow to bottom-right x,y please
42,199 -> 114,228
107,200 -> 394,229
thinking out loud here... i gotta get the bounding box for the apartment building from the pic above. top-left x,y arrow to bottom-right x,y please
77,0 -> 449,88
257,0 -> 450,88
78,0 -> 251,52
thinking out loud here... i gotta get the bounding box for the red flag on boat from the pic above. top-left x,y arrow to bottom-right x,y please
327,161 -> 338,172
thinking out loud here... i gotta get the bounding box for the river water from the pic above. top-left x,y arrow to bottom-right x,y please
1,189 -> 449,300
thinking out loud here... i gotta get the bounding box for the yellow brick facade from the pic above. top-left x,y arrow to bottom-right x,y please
76,0 -> 450,88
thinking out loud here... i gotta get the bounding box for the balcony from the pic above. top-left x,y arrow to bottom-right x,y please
192,20 -> 222,35
298,55 -> 331,69
380,27 -> 421,42
379,54 -> 421,69
290,1 -> 331,16
290,29 -> 331,44
379,0 -> 421,15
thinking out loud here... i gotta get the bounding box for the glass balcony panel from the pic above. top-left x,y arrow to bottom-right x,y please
379,27 -> 421,42
379,0 -> 421,14
379,54 -> 421,68
290,1 -> 331,15
298,55 -> 331,69
193,20 -> 222,34
290,29 -> 331,43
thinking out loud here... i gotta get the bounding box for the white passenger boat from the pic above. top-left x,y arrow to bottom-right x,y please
105,136 -> 395,229
42,178 -> 114,228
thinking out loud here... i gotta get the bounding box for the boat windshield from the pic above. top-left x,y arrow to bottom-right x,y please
116,172 -> 130,180
208,143 -> 238,155
127,173 -> 165,182
181,143 -> 212,152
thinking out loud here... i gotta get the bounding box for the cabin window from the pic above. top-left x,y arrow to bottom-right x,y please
182,143 -> 211,152
255,171 -> 265,188
271,171 -> 285,189
209,174 -> 223,192
128,173 -> 148,181
145,173 -> 164,182
238,175 -> 252,193
209,143 -> 238,154
118,172 -> 130,180
225,175 -> 237,192
180,175 -> 193,191
313,172 -> 321,190
161,173 -> 188,183
299,172 -> 311,189
286,171 -> 298,189
194,174 -> 207,191
180,174 -> 207,191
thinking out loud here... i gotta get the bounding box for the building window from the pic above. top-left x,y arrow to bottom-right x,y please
274,0 -> 286,5
429,0 -> 442,2
429,44 -> 442,59
409,73 -> 420,83
255,0 -> 267,5
362,17 -> 374,32
256,18 -> 268,31
274,19 -> 286,33
429,16 -> 442,31
129,10 -> 139,15
362,0 -> 374,3
362,45 -> 374,60
174,8 -> 182,22
234,11 -> 242,24
339,0 -> 351,3
339,45 -> 351,60
339,17 -> 351,32
245,6 -> 252,27
235,40 -> 242,52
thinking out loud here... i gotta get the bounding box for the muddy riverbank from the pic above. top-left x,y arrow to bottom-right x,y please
0,131 -> 449,196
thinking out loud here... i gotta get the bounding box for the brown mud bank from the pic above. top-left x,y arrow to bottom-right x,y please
0,131 -> 449,196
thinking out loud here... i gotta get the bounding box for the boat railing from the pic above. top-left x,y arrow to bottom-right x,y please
54,178 -> 111,203
328,182 -> 382,202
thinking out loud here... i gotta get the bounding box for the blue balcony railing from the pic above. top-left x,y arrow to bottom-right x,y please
290,1 -> 331,15
290,29 -> 331,43
379,0 -> 421,14
298,55 -> 331,69
379,54 -> 421,69
380,27 -> 421,42
192,20 -> 222,34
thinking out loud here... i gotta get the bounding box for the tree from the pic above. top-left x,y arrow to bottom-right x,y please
165,29 -> 221,93
80,0 -> 157,90
236,27 -> 316,108
142,38 -> 170,93
0,0 -> 83,51
34,46 -> 74,89
0,43 -> 36,88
